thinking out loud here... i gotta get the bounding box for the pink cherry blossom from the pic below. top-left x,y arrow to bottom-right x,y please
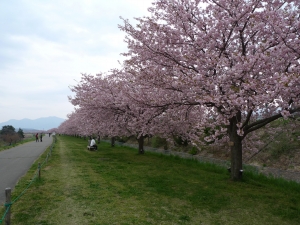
59,0 -> 300,180
119,0 -> 300,180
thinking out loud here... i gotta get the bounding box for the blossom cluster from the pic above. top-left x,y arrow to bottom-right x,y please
58,0 -> 300,156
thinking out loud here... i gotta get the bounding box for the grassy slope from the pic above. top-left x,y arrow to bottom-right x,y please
1,135 -> 300,225
0,136 -> 35,152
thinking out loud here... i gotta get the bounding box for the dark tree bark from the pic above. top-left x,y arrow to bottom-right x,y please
227,107 -> 300,180
137,136 -> 145,154
111,137 -> 115,147
228,112 -> 243,180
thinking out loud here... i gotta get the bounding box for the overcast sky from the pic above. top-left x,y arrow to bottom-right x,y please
0,0 -> 153,123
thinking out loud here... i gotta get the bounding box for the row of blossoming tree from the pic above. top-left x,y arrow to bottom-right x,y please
58,0 -> 300,180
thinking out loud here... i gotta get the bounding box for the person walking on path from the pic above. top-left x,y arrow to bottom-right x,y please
36,133 -> 39,142
40,133 -> 43,142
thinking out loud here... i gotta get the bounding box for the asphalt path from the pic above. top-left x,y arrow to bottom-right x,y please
0,135 -> 53,204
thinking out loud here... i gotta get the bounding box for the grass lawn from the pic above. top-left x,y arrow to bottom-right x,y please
0,136 -> 35,152
1,135 -> 300,225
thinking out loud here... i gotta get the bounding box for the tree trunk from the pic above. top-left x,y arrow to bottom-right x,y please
229,115 -> 243,181
97,135 -> 100,144
137,136 -> 145,154
111,137 -> 115,147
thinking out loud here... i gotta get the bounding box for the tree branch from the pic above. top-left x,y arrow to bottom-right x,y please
244,107 -> 300,135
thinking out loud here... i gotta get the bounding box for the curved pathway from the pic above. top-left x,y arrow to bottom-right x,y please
0,135 -> 53,204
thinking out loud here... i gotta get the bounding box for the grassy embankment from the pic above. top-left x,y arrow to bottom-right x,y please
0,136 -> 35,152
1,135 -> 300,225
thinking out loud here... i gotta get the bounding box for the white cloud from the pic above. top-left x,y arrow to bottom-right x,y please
0,0 -> 153,123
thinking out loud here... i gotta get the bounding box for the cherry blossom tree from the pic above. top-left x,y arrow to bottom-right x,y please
57,111 -> 83,136
68,72 -> 173,153
119,0 -> 300,180
63,77 -> 122,142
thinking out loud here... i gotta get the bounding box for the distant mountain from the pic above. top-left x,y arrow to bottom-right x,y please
0,116 -> 65,131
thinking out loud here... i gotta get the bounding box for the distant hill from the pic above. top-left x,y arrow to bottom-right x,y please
0,116 -> 65,131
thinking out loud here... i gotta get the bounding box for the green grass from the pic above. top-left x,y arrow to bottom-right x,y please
0,136 -> 35,152
263,119 -> 300,159
1,135 -> 300,225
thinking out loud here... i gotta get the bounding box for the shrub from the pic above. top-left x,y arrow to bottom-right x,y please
151,136 -> 168,149
188,146 -> 198,155
173,135 -> 188,146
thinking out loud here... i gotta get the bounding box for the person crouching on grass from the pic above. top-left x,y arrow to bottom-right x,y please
90,137 -> 98,150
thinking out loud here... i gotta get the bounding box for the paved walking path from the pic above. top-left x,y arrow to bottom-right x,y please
0,135 -> 53,204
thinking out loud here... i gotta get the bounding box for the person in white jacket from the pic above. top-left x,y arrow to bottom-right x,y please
90,137 -> 98,150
